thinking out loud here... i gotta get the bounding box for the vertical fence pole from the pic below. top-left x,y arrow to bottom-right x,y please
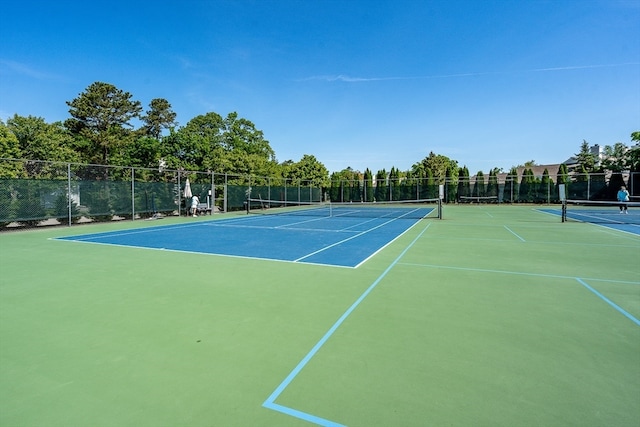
131,167 -> 135,220
67,162 -> 72,226
224,173 -> 228,213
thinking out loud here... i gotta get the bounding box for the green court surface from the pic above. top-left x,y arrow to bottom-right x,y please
1,205 -> 638,427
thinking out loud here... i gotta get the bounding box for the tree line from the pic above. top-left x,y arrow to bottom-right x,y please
1,81 -> 639,196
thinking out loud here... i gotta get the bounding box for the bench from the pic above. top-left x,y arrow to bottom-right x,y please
196,203 -> 213,215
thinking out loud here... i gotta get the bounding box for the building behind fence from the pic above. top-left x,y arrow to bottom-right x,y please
1,158 -> 637,229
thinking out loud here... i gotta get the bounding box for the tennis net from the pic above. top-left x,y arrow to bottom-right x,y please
246,198 -> 442,219
459,196 -> 499,204
561,199 -> 640,225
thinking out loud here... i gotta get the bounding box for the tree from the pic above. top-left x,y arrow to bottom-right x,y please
142,98 -> 177,139
457,166 -> 470,201
222,112 -> 274,160
504,167 -> 519,203
363,169 -> 374,202
7,115 -> 78,165
629,132 -> 640,196
283,154 -> 329,188
519,168 -> 535,202
415,152 -> 458,184
0,121 -> 23,178
556,163 -> 569,200
574,140 -> 596,172
472,171 -> 485,197
486,169 -> 499,199
539,168 -> 552,202
601,142 -> 629,173
65,82 -> 143,165
161,112 -> 224,172
375,169 -> 388,201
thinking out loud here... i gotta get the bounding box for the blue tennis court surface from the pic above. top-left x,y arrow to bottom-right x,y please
538,207 -> 640,235
55,207 -> 436,267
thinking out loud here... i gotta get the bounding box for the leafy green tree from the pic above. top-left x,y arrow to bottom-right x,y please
389,167 -> 401,200
65,82 -> 142,165
222,112 -> 274,160
457,166 -> 470,200
7,115 -> 78,166
0,121 -> 24,178
161,112 -> 224,171
519,168 -> 535,202
538,168 -> 552,202
601,142 -> 629,173
375,169 -> 388,201
424,168 -> 436,199
283,154 -> 329,188
472,171 -> 485,197
486,169 -> 499,198
504,167 -> 519,203
414,151 -> 458,184
142,98 -> 177,139
329,167 -> 360,202
363,168 -> 374,202
574,140 -> 596,172
629,132 -> 640,196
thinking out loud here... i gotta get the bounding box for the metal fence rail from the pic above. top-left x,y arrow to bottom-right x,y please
0,159 -> 322,229
1,158 -> 636,229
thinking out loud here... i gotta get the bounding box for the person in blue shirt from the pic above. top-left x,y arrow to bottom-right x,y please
617,185 -> 629,214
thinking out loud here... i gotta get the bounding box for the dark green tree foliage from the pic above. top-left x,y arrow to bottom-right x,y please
162,112 -> 224,171
389,167 -> 400,201
601,142 -> 630,200
629,132 -> 640,196
283,154 -> 329,188
538,168 -> 552,202
364,169 -> 374,202
519,168 -> 535,202
424,168 -> 436,199
142,98 -> 177,139
504,167 -> 519,203
445,166 -> 457,202
419,151 -> 456,184
555,163 -> 568,200
7,115 -> 78,164
486,169 -> 499,198
329,167 -> 360,202
457,167 -> 470,200
575,140 -> 596,172
375,169 -> 387,202
65,82 -> 142,165
0,122 -> 24,178
472,171 -> 485,197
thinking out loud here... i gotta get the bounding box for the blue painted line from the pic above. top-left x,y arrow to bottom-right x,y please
398,262 -> 640,286
262,223 -> 433,426
263,402 -> 345,427
575,278 -> 640,326
294,215 -> 420,263
504,225 -> 525,242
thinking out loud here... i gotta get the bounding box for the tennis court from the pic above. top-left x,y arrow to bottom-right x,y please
1,205 -> 639,426
53,201 -> 440,268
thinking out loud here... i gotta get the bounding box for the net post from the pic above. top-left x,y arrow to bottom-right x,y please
561,200 -> 567,222
438,185 -> 444,219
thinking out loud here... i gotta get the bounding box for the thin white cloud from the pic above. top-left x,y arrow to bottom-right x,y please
0,59 -> 59,80
301,63 -> 640,83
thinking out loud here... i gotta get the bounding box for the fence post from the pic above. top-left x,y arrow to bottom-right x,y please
131,167 -> 135,220
67,162 -> 72,226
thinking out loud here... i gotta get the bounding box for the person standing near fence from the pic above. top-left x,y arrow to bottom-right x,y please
617,185 -> 629,214
191,195 -> 200,217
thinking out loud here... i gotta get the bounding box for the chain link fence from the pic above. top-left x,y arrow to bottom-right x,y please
0,159 -> 322,229
1,158 -> 636,229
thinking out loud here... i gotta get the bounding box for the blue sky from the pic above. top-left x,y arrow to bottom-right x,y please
1,0 -> 639,174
